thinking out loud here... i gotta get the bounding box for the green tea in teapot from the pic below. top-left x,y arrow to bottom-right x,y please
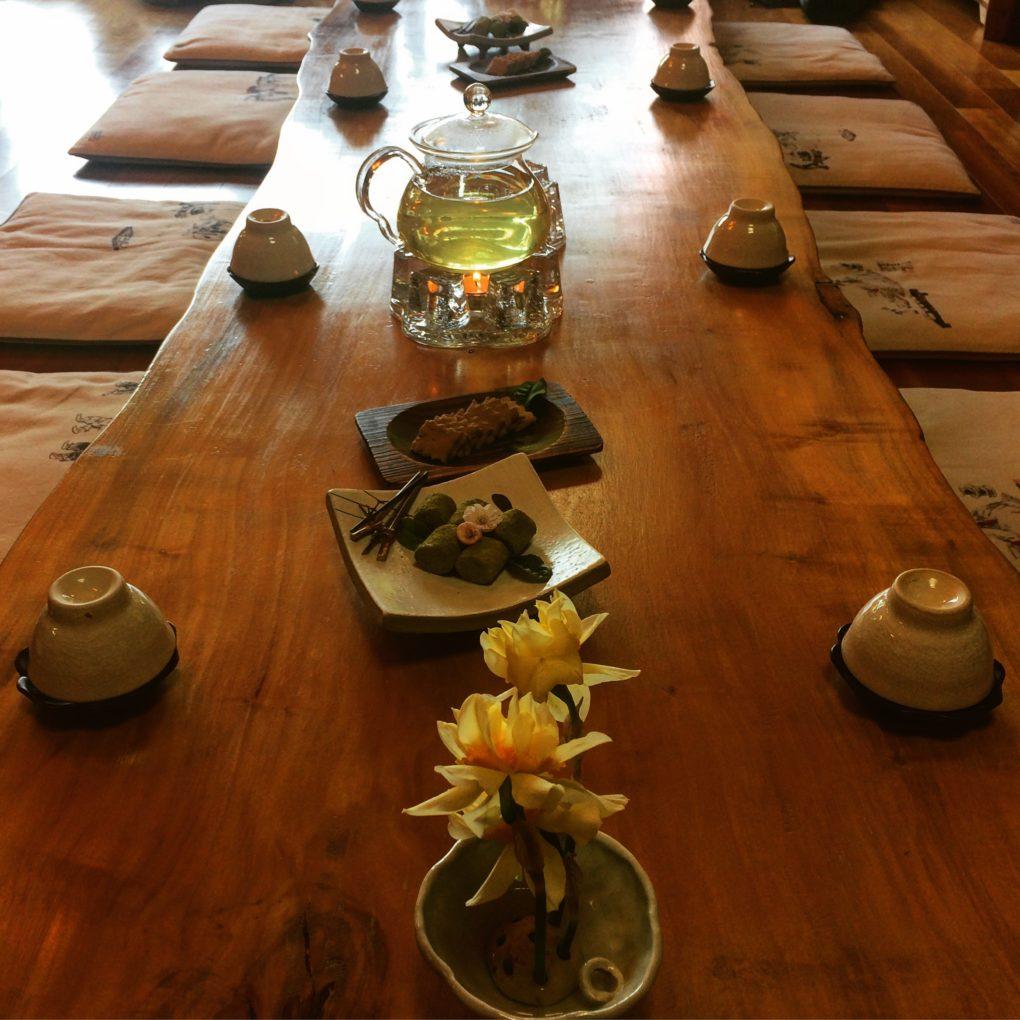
396,164 -> 550,273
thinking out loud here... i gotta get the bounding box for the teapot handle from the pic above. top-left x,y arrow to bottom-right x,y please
356,146 -> 424,246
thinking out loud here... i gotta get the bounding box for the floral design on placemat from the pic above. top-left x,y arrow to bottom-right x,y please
174,202 -> 213,218
831,262 -> 952,329
49,440 -> 91,463
191,218 -> 233,241
773,130 -> 829,171
720,42 -> 759,66
111,226 -> 134,250
960,483 -> 1020,564
71,414 -> 113,435
245,73 -> 293,102
102,381 -> 140,397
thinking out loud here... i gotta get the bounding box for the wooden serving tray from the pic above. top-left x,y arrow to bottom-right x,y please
435,17 -> 553,53
355,382 -> 603,485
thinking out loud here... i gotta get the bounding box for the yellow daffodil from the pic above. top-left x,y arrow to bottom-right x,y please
406,692 -> 626,908
480,590 -> 640,719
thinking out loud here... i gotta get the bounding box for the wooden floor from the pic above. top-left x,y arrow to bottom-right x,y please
0,0 -> 1017,372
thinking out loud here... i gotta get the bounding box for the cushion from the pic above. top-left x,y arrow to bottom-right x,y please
0,193 -> 244,343
69,70 -> 298,167
165,5 -> 327,70
713,22 -> 894,87
809,211 -> 1020,357
748,93 -> 979,197
0,371 -> 144,561
901,388 -> 1020,571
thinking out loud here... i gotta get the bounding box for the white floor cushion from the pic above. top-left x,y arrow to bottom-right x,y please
901,388 -> 1020,571
749,93 -> 979,197
714,22 -> 894,87
0,193 -> 243,343
0,371 -> 144,562
165,5 -> 327,70
69,71 -> 298,167
809,211 -> 1020,357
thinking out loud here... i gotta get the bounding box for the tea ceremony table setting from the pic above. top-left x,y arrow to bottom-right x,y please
0,0 -> 1019,1016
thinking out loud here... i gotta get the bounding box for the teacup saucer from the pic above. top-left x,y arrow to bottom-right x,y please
228,264 -> 318,298
326,90 -> 388,108
15,623 -> 179,719
830,623 -> 1005,727
700,251 -> 795,286
353,0 -> 399,11
651,80 -> 715,102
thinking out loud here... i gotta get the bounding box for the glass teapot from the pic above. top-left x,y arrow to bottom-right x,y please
356,84 -> 550,273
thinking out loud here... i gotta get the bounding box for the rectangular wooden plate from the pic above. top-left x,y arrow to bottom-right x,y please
355,382 -> 603,485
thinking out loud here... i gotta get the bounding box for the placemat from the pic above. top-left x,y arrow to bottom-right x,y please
901,387 -> 1020,571
0,193 -> 243,343
713,22 -> 894,86
69,70 -> 298,167
165,5 -> 326,70
809,211 -> 1020,357
749,93 -> 979,196
0,371 -> 144,562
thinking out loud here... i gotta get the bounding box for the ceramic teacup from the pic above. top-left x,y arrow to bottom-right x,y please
703,199 -> 790,270
327,47 -> 388,106
28,565 -> 177,703
652,42 -> 712,92
229,208 -> 317,294
841,568 -> 996,711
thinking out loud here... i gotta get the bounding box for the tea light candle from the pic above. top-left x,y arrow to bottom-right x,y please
463,271 -> 490,295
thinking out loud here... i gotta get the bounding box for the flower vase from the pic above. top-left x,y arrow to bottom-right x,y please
415,833 -> 661,1019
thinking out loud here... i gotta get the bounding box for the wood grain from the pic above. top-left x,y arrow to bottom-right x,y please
1,1 -> 1020,1017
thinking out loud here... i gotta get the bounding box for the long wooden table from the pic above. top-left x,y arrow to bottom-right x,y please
2,1 -> 1019,1016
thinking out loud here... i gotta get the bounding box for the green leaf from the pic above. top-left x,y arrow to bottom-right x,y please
510,378 -> 548,410
491,493 -> 513,512
506,554 -> 553,584
396,516 -> 431,551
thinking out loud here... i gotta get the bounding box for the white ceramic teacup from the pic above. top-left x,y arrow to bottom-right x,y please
29,566 -> 177,703
230,208 -> 316,284
653,43 -> 712,91
841,568 -> 995,711
703,199 -> 790,270
328,47 -> 388,102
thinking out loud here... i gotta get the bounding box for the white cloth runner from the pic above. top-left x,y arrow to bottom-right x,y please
69,70 -> 298,167
713,22 -> 893,87
748,93 -> 979,196
901,388 -> 1020,571
165,5 -> 327,70
0,193 -> 243,343
0,371 -> 144,562
809,211 -> 1020,357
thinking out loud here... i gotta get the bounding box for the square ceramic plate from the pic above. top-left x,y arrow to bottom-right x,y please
326,453 -> 609,633
355,381 -> 603,485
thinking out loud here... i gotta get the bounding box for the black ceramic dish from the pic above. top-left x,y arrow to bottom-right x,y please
353,0 -> 399,11
651,0 -> 695,8
450,54 -> 577,89
15,624 -> 180,722
650,80 -> 715,102
326,89 -> 388,108
830,623 -> 1005,727
700,251 -> 795,286
228,263 -> 318,298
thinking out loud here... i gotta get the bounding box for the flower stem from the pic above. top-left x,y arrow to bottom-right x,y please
552,684 -> 585,780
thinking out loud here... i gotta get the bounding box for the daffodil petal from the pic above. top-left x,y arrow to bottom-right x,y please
404,783 -> 482,816
467,845 -> 521,907
510,773 -> 563,811
554,730 -> 612,763
539,838 -> 567,909
581,663 -> 641,686
437,764 -> 506,792
578,611 -> 609,644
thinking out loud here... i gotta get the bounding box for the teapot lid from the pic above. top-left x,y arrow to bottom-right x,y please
409,84 -> 538,162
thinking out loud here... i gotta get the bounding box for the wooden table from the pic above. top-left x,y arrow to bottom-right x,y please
2,2 -> 1019,1016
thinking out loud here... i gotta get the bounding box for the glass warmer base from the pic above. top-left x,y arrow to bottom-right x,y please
389,247 -> 563,350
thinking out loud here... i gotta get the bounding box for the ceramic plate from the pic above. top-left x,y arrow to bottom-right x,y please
450,53 -> 577,89
326,454 -> 609,632
355,381 -> 603,485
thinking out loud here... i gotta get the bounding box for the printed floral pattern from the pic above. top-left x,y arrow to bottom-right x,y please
830,261 -> 953,329
245,73 -> 294,102
960,483 -> 1020,564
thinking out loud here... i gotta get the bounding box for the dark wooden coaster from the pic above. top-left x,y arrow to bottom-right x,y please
355,382 -> 603,485
450,53 -> 577,89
